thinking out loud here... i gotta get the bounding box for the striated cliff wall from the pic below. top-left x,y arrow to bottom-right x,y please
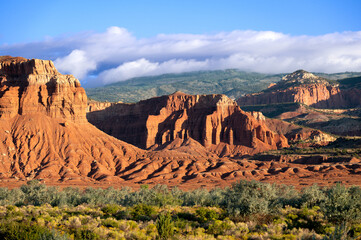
0,56 -> 144,182
237,70 -> 361,109
0,56 -> 87,122
87,91 -> 289,155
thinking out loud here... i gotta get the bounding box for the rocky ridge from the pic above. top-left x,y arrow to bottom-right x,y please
237,70 -> 361,109
87,91 -> 289,156
0,56 -> 145,182
0,56 -> 360,189
0,56 -> 87,122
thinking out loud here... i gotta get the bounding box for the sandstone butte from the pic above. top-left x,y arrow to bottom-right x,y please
1,56 -> 361,190
237,70 -> 361,109
87,91 -> 289,156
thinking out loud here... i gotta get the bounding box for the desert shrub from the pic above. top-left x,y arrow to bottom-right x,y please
300,184 -> 326,208
0,221 -> 64,240
156,212 -> 174,239
284,206 -> 330,234
0,188 -> 25,206
147,185 -> 183,206
181,188 -> 212,206
79,187 -> 110,205
195,207 -> 220,223
222,180 -> 279,217
4,205 -> 23,219
273,184 -> 300,208
57,187 -> 83,206
322,222 -> 350,240
118,185 -> 183,207
207,219 -> 234,236
350,223 -> 361,238
71,227 -> 100,240
207,188 -> 227,207
38,230 -> 70,240
132,185 -> 183,207
145,223 -> 158,239
101,217 -> 120,228
130,204 -> 157,221
101,204 -> 122,217
177,211 -> 198,222
20,180 -> 61,206
173,218 -> 198,234
321,184 -> 361,223
113,187 -> 133,206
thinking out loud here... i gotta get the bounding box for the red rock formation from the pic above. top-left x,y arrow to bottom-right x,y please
241,109 -> 335,146
0,56 -> 359,190
87,91 -> 289,156
0,56 -> 87,122
237,70 -> 361,109
0,56 -> 144,182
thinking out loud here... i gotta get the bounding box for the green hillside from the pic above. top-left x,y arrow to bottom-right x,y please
338,76 -> 361,88
85,70 -> 361,103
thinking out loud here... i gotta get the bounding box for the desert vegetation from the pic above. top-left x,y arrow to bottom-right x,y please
0,180 -> 361,239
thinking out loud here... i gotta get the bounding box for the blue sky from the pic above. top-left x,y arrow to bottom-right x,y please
1,0 -> 361,86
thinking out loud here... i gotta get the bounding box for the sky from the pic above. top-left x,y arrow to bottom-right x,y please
1,0 -> 361,87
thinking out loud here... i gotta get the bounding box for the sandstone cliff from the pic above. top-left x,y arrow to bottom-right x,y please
0,56 -> 144,182
0,56 -> 87,122
87,91 -> 289,156
1,56 -> 359,189
0,56 -> 287,187
237,70 -> 361,109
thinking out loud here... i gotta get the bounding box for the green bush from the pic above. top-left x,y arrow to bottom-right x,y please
101,218 -> 120,228
156,212 -> 174,239
195,207 -> 219,223
101,204 -> 122,216
0,188 -> 25,206
130,203 -> 157,221
300,184 -> 326,208
71,228 -> 100,240
181,188 -> 212,206
177,212 -> 198,222
207,219 -> 234,236
0,221 -> 66,240
321,184 -> 361,223
322,223 -> 349,240
20,180 -> 60,206
223,180 -> 279,217
284,206 -> 330,234
38,230 -> 70,240
350,223 -> 361,238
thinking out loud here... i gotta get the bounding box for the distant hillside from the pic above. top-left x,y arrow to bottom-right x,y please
237,70 -> 361,109
85,70 -> 361,103
337,76 -> 361,89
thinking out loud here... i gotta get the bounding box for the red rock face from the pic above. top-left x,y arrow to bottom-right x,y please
0,56 -> 144,182
237,70 -> 361,109
1,58 -> 359,190
87,91 -> 289,156
0,56 -> 87,122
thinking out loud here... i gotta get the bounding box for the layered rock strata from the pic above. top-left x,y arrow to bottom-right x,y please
1,56 -> 359,189
87,91 -> 289,156
237,70 -> 361,109
0,56 -> 144,182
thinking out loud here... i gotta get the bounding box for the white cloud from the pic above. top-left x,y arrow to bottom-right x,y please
2,26 -> 361,85
99,58 -> 210,84
54,50 -> 96,78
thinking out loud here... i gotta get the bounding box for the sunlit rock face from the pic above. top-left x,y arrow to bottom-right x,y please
87,91 -> 289,156
237,70 -> 361,109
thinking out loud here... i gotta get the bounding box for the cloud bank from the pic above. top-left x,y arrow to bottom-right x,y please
1,27 -> 361,86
